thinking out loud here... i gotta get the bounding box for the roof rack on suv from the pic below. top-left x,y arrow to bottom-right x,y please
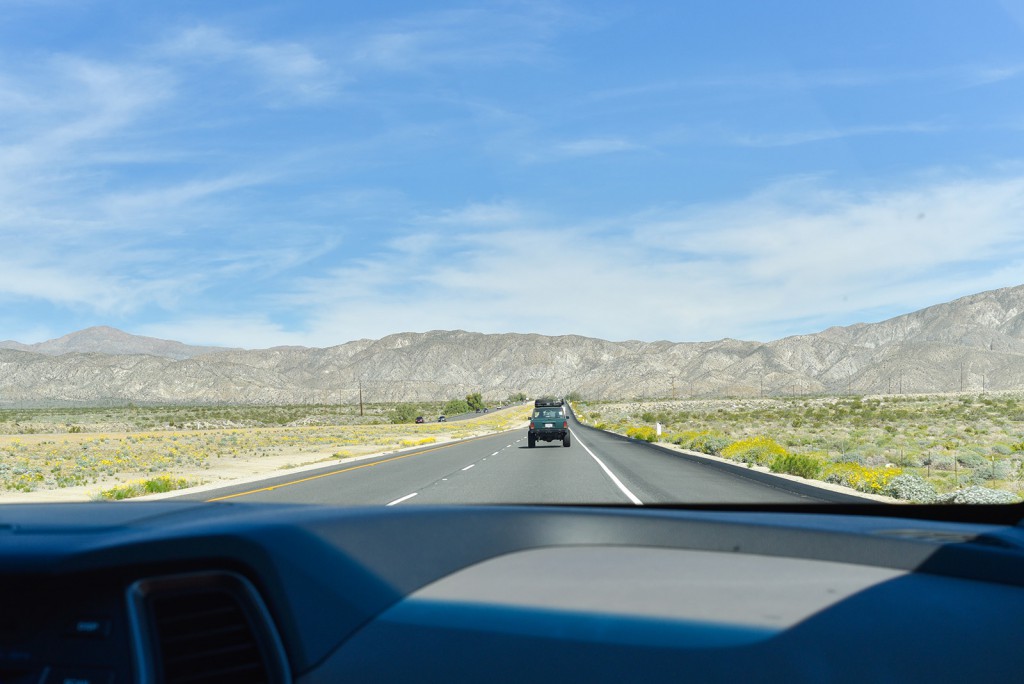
534,398 -> 563,407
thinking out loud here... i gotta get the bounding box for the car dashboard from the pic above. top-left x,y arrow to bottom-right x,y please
1,502 -> 1023,683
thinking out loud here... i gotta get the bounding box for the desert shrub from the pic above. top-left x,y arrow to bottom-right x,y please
721,437 -> 787,466
992,460 -> 1015,480
100,476 -> 196,500
992,443 -> 1012,456
666,431 -> 696,446
824,463 -> 902,494
770,452 -> 824,479
833,451 -> 866,465
882,474 -> 936,502
898,453 -> 924,468
935,486 -> 1020,504
925,455 -> 954,471
672,431 -> 731,454
400,437 -> 437,447
967,468 -> 992,485
966,458 -> 1012,482
956,452 -> 986,469
695,434 -> 731,454
626,425 -> 658,442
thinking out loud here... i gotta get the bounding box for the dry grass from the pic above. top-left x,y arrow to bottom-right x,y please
0,404 -> 530,501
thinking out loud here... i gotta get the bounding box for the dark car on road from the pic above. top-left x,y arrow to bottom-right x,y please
438,415 -> 446,422
529,398 -> 570,448
415,416 -> 424,424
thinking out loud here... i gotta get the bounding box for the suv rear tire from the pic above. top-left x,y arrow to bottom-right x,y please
528,434 -> 536,448
563,433 -> 571,447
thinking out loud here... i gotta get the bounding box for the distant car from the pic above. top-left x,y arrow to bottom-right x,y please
438,415 -> 446,422
415,416 -> 424,424
475,408 -> 481,413
483,408 -> 488,412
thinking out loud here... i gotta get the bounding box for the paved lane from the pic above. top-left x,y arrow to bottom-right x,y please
406,432 -> 635,505
184,408 -> 864,505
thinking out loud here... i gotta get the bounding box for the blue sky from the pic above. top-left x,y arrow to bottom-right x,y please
2,1 -> 1024,348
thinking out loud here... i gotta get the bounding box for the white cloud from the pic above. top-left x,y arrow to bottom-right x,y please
0,56 -> 172,181
508,136 -> 641,164
265,174 -> 1024,345
162,25 -> 339,102
98,172 -> 275,222
555,138 -> 638,157
0,253 -> 194,315
593,62 -> 1024,101
432,201 -> 529,226
136,317 -> 309,350
348,6 -> 570,72
732,123 -> 947,148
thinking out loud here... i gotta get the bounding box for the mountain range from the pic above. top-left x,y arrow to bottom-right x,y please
2,284 -> 1024,405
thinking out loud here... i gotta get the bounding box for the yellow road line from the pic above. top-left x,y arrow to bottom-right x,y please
206,430 -> 515,502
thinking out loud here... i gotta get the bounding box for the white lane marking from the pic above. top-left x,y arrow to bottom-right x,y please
387,492 -> 418,506
491,452 -> 500,456
462,464 -> 475,471
572,431 -> 643,506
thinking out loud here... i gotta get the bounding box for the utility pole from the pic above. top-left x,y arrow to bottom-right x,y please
358,379 -> 364,417
959,362 -> 964,393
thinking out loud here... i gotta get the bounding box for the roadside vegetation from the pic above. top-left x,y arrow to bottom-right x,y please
0,400 -> 529,498
0,392 -> 519,434
574,393 -> 1024,503
98,476 -> 200,500
0,402 -> 443,434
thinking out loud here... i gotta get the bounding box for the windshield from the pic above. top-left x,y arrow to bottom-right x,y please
1,2 -> 1022,508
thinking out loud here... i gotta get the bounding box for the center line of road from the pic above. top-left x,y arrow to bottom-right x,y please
491,451 -> 499,456
462,464 -> 475,471
572,430 -> 643,506
387,492 -> 418,506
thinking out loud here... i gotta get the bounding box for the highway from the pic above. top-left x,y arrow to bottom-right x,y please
183,409 -> 867,506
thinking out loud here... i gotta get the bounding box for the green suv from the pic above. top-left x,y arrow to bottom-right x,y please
528,398 -> 570,448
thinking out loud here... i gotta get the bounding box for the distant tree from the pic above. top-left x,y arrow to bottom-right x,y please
389,403 -> 420,424
565,390 -> 583,402
507,392 -> 527,403
444,399 -> 471,415
465,392 -> 485,410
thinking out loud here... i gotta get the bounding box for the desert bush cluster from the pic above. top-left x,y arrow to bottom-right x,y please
574,393 -> 1024,502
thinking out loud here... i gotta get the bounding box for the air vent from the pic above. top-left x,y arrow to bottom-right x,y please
129,572 -> 290,684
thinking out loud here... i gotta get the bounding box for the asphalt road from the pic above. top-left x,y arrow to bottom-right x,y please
183,409 -> 866,506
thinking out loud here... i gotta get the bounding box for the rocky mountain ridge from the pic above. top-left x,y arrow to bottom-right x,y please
0,326 -> 230,360
2,284 -> 1024,405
